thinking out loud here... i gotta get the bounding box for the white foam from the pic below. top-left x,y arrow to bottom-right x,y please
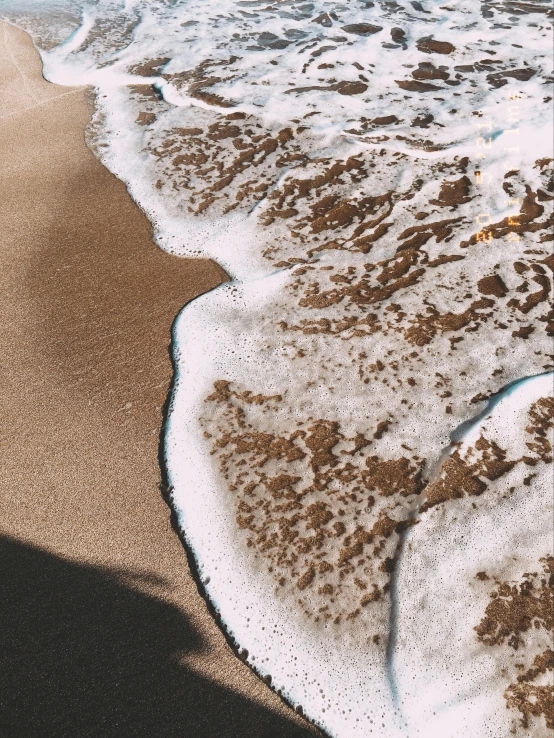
2,1 -> 552,734
393,374 -> 553,737
3,0 -> 552,274
165,275 -> 406,737
165,269 -> 553,735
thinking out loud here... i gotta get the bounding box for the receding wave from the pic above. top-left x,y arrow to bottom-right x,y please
3,1 -> 552,735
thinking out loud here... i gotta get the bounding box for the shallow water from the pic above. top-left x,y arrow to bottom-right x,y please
2,1 -> 552,735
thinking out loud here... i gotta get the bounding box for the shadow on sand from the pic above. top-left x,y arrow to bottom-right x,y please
0,536 -> 319,737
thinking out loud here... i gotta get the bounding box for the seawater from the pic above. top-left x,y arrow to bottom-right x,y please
1,2 -> 552,736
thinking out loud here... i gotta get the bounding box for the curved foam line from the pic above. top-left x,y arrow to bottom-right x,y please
386,370 -> 554,720
56,11 -> 94,54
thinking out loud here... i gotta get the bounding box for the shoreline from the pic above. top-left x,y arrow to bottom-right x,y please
0,21 -> 317,737
1,7 -> 551,735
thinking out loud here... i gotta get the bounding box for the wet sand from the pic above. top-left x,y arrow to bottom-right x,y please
0,21 -> 317,737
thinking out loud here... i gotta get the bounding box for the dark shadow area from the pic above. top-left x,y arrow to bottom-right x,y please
0,536 -> 318,738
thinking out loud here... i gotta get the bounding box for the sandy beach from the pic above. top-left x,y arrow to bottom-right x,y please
0,21 -> 318,737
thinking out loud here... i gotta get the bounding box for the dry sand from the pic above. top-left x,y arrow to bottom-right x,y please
0,21 -> 318,737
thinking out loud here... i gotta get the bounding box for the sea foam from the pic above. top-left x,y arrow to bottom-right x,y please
2,1 -> 552,735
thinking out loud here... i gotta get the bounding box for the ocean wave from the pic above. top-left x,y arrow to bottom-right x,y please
2,1 -> 552,735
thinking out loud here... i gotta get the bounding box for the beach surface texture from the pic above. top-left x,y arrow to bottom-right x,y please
0,2 -> 552,737
0,20 -> 317,738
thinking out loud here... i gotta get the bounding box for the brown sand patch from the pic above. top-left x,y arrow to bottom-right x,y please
475,558 -> 554,730
416,39 -> 456,55
201,380 -> 425,623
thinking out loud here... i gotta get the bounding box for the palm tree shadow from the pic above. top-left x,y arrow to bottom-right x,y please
0,536 -> 319,737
